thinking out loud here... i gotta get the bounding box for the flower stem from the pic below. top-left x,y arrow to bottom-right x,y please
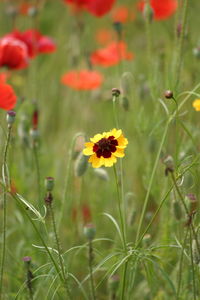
190,227 -> 197,300
113,165 -> 127,299
33,145 -> 41,209
135,118 -> 170,244
112,95 -> 119,129
48,203 -> 71,298
0,125 -> 12,300
170,172 -> 200,256
88,240 -> 96,300
176,228 -> 189,299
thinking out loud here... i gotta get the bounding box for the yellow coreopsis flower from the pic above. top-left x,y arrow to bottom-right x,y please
192,99 -> 200,111
83,128 -> 128,168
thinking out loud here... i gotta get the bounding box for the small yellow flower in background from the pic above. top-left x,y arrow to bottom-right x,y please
192,99 -> 200,111
83,128 -> 128,168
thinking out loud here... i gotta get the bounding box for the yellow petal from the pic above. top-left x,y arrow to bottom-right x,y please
90,133 -> 103,143
89,154 -> 103,168
83,148 -> 94,155
108,128 -> 122,139
113,148 -> 125,157
117,135 -> 128,148
85,142 -> 94,148
103,156 -> 117,167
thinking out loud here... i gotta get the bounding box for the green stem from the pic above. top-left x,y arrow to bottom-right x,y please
173,0 -> 189,91
170,172 -> 200,256
0,126 -> 12,300
88,240 -> 96,300
113,165 -> 127,300
33,145 -> 41,209
48,203 -> 71,298
135,118 -> 170,244
176,228 -> 189,299
112,95 -> 119,129
190,227 -> 197,300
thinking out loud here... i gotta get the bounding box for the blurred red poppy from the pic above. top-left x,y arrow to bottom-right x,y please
19,3 -> 32,15
86,0 -> 116,17
0,37 -> 28,70
138,0 -> 178,20
64,0 -> 116,17
61,70 -> 103,90
111,5 -> 135,23
5,29 -> 56,58
0,82 -> 17,110
95,29 -> 114,45
82,204 -> 92,223
91,41 -> 134,67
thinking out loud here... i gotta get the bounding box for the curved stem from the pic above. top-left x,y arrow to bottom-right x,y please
0,126 -> 12,300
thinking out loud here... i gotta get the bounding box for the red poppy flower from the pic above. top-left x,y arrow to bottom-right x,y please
111,5 -> 135,23
0,37 -> 28,70
86,0 -> 116,17
5,29 -> 56,58
64,0 -> 116,17
61,70 -> 103,90
91,41 -> 134,67
95,29 -> 114,45
0,83 -> 17,110
138,0 -> 178,20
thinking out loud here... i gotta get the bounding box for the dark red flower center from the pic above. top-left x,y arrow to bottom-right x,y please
93,135 -> 118,158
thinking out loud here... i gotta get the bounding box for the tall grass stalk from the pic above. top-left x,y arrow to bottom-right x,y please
0,123 -> 12,299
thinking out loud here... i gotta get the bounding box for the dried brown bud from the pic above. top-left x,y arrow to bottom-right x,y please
164,90 -> 173,99
112,88 -> 121,97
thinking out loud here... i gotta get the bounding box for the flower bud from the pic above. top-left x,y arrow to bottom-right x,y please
113,22 -> 122,36
93,168 -> 109,181
164,90 -> 173,99
45,177 -> 54,192
28,6 -> 38,17
84,223 -> 96,241
30,128 -> 39,146
6,110 -> 16,127
162,155 -> 174,175
185,193 -> 198,213
112,88 -> 121,97
143,3 -> 154,23
108,275 -> 120,293
193,47 -> 200,59
44,192 -> 53,205
74,152 -> 88,177
121,96 -> 129,111
22,256 -> 31,263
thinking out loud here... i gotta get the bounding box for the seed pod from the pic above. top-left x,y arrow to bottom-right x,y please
112,88 -> 121,97
84,223 -> 96,240
93,168 -> 109,181
172,200 -> 182,220
143,3 -> 154,23
121,96 -> 129,111
6,110 -> 16,126
45,177 -> 54,192
74,152 -> 88,177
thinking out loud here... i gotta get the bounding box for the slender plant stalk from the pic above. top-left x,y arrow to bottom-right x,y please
189,228 -> 197,300
135,118 -> 170,244
176,228 -> 189,299
170,172 -> 200,255
88,240 -> 96,300
0,126 -> 12,300
48,203 -> 71,298
173,0 -> 189,91
33,145 -> 41,208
